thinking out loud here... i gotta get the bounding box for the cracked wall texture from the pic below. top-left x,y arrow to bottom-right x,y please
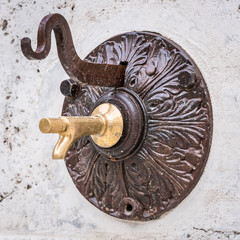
0,0 -> 240,239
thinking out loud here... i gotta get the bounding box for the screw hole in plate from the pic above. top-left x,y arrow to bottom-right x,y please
118,197 -> 142,219
125,203 -> 133,213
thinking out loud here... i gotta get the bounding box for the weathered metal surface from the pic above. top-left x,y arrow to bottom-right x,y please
21,13 -> 126,87
62,32 -> 213,221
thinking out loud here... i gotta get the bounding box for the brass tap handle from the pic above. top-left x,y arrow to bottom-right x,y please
39,103 -> 123,159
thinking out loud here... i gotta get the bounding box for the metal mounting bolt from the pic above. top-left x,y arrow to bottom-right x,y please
60,79 -> 79,97
178,71 -> 196,89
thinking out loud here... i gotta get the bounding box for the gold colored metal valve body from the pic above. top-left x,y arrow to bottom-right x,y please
39,103 -> 123,159
91,103 -> 123,148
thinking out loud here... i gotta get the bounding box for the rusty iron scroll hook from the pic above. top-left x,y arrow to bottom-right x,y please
21,13 -> 126,87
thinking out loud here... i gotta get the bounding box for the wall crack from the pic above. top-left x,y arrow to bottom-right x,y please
193,227 -> 240,238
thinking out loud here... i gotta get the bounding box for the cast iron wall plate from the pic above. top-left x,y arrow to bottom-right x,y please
21,14 -> 212,221
62,31 -> 212,221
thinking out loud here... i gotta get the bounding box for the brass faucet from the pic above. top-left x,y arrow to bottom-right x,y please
39,103 -> 123,159
20,13 -> 126,160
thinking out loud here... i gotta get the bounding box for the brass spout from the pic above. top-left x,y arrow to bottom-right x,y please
39,116 -> 103,159
39,103 -> 123,159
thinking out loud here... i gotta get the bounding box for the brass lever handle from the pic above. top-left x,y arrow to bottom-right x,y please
39,103 -> 123,159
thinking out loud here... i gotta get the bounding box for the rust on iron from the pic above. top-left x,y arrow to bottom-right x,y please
21,13 -> 126,87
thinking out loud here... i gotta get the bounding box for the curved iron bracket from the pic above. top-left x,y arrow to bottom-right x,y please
21,13 -> 126,87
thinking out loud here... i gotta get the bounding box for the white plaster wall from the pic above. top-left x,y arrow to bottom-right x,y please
0,0 -> 240,239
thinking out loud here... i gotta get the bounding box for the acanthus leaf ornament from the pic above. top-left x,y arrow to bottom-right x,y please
63,32 -> 212,220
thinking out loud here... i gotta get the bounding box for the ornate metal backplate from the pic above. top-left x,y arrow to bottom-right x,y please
62,32 -> 212,221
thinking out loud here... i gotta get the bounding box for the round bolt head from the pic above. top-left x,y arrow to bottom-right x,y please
178,71 -> 196,89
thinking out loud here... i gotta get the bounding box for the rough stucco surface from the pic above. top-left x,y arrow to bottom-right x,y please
0,0 -> 240,239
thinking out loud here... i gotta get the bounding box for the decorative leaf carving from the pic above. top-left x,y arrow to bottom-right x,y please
147,97 -> 208,148
64,32 -> 212,221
